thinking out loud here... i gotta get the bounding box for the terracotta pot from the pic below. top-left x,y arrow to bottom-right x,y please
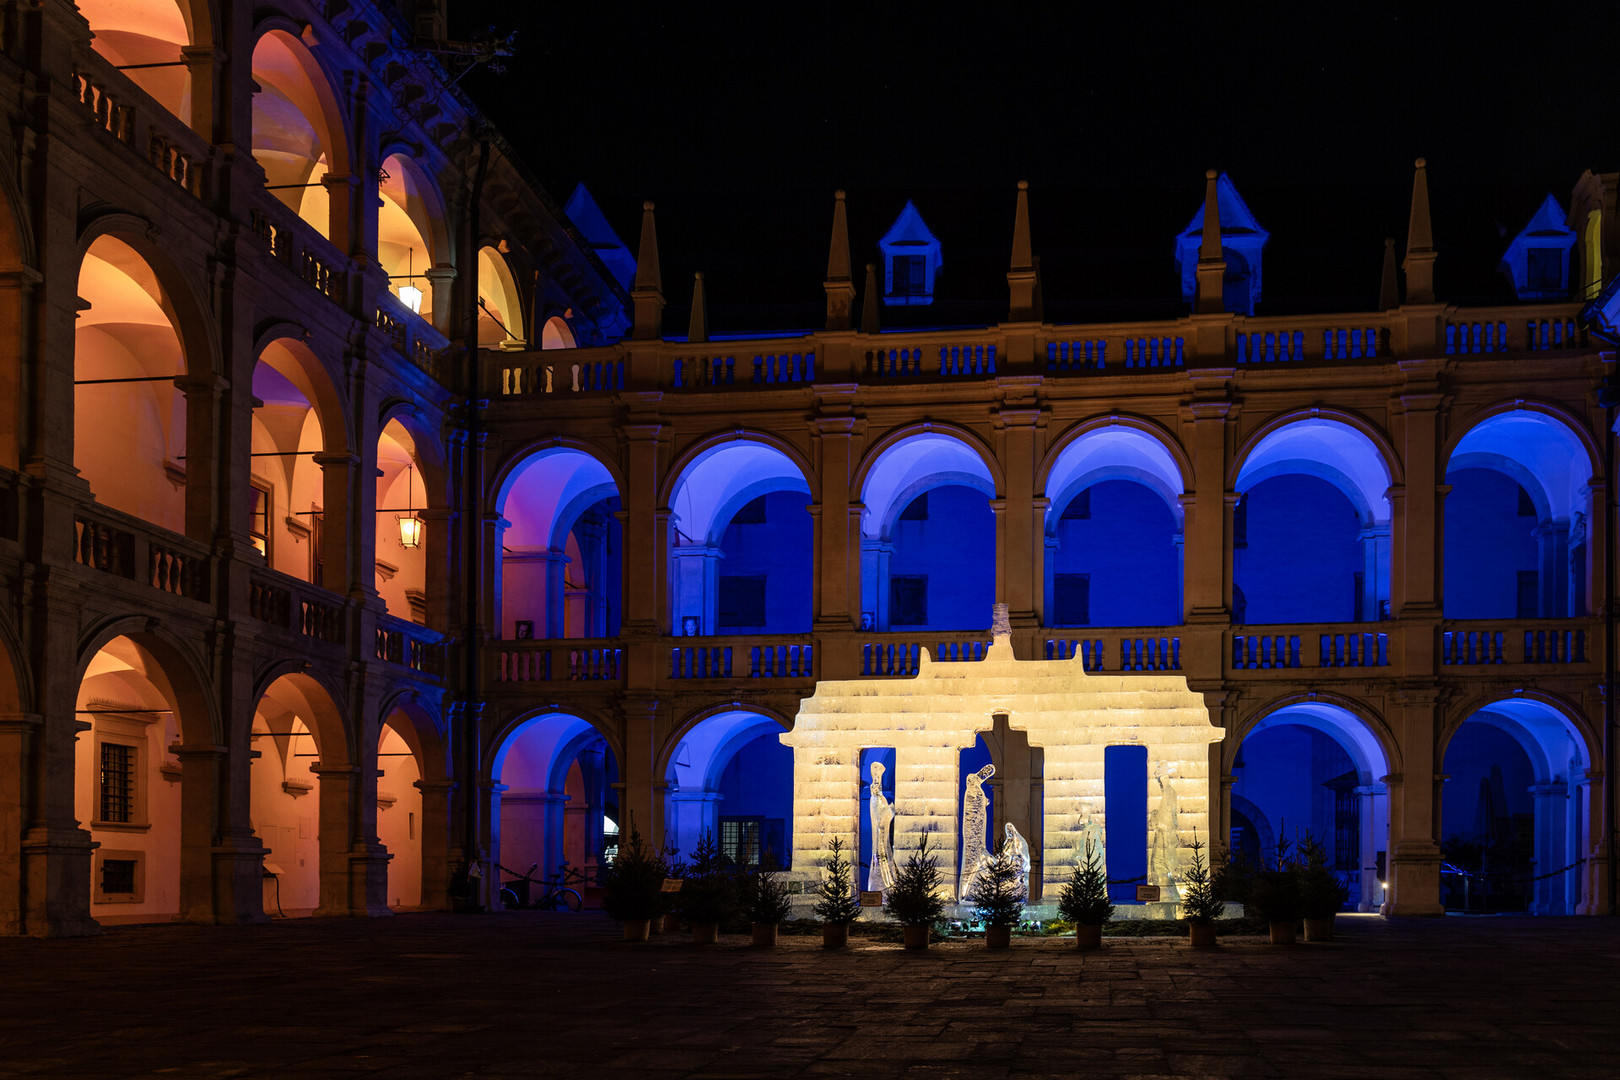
690,920 -> 719,944
822,922 -> 850,949
902,925 -> 930,950
1188,921 -> 1217,948
985,925 -> 1012,949
1268,920 -> 1298,945
621,918 -> 650,942
751,921 -> 779,947
1075,923 -> 1103,951
1303,915 -> 1335,942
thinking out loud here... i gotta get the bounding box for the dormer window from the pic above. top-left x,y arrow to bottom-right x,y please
1500,194 -> 1577,301
1173,173 -> 1269,316
879,201 -> 942,306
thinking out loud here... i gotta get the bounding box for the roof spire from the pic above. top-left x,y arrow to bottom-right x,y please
1403,158 -> 1437,304
824,189 -> 855,330
1007,181 -> 1037,321
861,262 -> 881,334
631,200 -> 664,339
1379,237 -> 1399,310
1194,170 -> 1227,314
687,272 -> 707,343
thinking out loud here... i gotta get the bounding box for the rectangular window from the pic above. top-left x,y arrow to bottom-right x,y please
1054,573 -> 1090,627
891,255 -> 926,296
1526,247 -> 1564,291
99,742 -> 135,824
101,858 -> 137,896
1517,570 -> 1540,619
889,575 -> 927,626
718,575 -> 766,629
249,481 -> 272,558
310,509 -> 324,588
720,817 -> 763,869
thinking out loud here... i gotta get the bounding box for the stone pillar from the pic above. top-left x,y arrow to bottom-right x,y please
1395,392 -> 1446,617
619,699 -> 664,849
481,514 -> 509,636
667,790 -> 724,860
426,266 -> 457,336
180,44 -> 223,139
1529,780 -> 1569,914
313,452 -> 360,595
620,417 -> 666,638
1183,403 -> 1232,619
1360,524 -> 1392,621
1385,688 -> 1444,915
176,374 -> 224,544
541,548 -> 570,638
670,545 -> 723,637
414,778 -> 454,910
998,407 -> 1042,627
0,714 -> 41,935
311,764 -> 360,915
1534,520 -> 1570,617
573,512 -> 610,637
862,539 -> 892,629
812,414 -> 858,630
576,746 -> 608,874
1355,783 -> 1388,912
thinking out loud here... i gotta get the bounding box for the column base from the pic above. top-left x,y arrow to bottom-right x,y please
20,826 -> 99,938
209,843 -> 271,925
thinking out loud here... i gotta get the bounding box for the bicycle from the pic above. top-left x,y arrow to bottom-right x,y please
497,862 -> 584,911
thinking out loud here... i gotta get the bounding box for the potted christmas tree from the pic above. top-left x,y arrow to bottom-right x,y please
600,824 -> 665,941
1295,831 -> 1349,942
1179,830 -> 1225,947
883,834 -> 946,949
971,840 -> 1026,949
744,853 -> 793,947
812,836 -> 861,948
1249,834 -> 1301,944
1057,836 -> 1113,950
679,831 -> 737,944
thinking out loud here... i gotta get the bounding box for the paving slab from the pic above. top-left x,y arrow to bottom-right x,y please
0,913 -> 1617,1078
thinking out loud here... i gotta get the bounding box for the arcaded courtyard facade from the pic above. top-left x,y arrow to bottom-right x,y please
1,0 -> 1616,937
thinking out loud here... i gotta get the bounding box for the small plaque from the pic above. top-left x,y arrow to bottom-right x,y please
1136,884 -> 1161,902
859,890 -> 884,906
660,878 -> 684,893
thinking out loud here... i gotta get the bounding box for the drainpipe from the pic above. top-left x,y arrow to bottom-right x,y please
462,135 -> 492,888
1607,401 -> 1617,915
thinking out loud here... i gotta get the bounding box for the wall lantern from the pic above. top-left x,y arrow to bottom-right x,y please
397,464 -> 423,549
397,247 -> 424,314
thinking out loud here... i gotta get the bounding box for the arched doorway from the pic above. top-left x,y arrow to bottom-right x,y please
497,447 -> 621,639
376,718 -> 422,909
1440,699 -> 1591,915
667,441 -> 812,637
492,713 -> 619,898
77,0 -> 194,125
73,637 -> 189,924
1229,702 -> 1390,911
861,432 -> 995,632
1444,410 -> 1595,618
664,710 -> 792,870
378,152 -> 447,328
249,673 -> 348,917
250,338 -> 335,582
74,236 -> 189,532
251,29 -> 344,240
1043,425 -> 1185,627
1233,418 -> 1393,624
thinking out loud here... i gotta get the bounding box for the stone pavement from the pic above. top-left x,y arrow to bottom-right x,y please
2,912 -> 1618,1079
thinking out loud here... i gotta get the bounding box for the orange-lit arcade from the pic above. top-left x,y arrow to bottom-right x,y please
0,0 -> 1616,937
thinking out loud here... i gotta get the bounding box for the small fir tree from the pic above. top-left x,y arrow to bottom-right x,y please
1057,836 -> 1114,926
812,836 -> 861,925
744,852 -> 793,924
1179,829 -> 1225,925
1294,830 -> 1349,918
600,823 -> 665,923
679,830 -> 738,924
883,834 -> 946,928
971,840 -> 1026,928
1248,831 -> 1301,922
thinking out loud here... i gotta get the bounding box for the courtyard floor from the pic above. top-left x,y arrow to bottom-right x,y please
2,910 -> 1617,1079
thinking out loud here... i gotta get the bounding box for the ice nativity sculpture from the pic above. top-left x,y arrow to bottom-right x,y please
781,606 -> 1224,908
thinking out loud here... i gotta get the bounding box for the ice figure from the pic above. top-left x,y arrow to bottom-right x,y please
1148,760 -> 1180,892
1078,814 -> 1107,882
867,761 -> 897,892
960,763 -> 996,896
1003,822 -> 1031,897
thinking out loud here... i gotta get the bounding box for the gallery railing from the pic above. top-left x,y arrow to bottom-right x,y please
1046,632 -> 1182,672
1230,624 -> 1392,671
246,569 -> 347,647
491,639 -> 624,683
374,612 -> 447,678
1439,618 -> 1595,667
72,503 -> 210,605
69,50 -> 212,203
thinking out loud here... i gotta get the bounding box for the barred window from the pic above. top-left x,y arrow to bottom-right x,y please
101,858 -> 137,896
99,742 -> 134,823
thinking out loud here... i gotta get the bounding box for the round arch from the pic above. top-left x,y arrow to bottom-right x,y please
540,314 -> 578,350
378,150 -> 451,322
1231,412 -> 1399,525
76,0 -> 213,127
1038,414 -> 1192,517
76,616 -> 218,746
1441,400 -> 1602,491
477,245 -> 527,348
661,705 -> 794,868
491,437 -> 624,515
855,423 -> 1003,536
249,23 -> 353,239
251,328 -> 350,456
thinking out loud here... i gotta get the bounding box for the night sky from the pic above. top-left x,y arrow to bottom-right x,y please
451,3 -> 1619,328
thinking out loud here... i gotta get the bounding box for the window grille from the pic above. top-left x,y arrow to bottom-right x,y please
889,576 -> 927,626
101,858 -> 136,895
99,742 -> 134,823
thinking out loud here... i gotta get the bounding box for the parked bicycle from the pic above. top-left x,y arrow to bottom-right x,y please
497,863 -> 584,911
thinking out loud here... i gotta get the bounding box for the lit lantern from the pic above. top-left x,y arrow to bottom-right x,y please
396,246 -> 423,313
396,463 -> 422,549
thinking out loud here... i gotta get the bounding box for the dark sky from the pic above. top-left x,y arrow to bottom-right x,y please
451,2 -> 1619,328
